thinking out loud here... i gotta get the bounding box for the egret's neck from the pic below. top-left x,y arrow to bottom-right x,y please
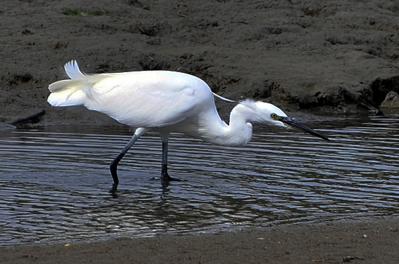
206,104 -> 253,146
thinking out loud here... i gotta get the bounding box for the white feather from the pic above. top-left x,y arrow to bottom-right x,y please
212,92 -> 235,103
64,60 -> 85,80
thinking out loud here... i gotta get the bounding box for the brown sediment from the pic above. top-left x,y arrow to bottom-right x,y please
1,217 -> 399,264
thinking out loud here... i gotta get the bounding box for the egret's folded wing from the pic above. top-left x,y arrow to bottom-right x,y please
83,71 -> 207,128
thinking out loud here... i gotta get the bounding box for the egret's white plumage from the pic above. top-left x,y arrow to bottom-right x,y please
48,60 -> 286,145
48,60 -> 328,193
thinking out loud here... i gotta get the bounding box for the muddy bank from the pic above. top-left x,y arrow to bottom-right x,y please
1,0 -> 399,125
2,216 -> 399,264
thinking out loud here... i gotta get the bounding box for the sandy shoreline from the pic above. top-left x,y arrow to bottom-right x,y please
2,216 -> 399,264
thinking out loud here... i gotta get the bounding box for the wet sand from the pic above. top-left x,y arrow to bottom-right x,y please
2,217 -> 399,264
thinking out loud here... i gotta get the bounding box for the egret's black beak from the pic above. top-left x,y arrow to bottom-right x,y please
280,116 -> 329,141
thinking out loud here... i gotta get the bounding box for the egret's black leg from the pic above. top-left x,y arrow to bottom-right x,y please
109,128 -> 145,194
161,137 -> 180,186
161,139 -> 170,181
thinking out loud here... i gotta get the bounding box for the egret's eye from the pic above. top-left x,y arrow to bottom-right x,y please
271,113 -> 279,120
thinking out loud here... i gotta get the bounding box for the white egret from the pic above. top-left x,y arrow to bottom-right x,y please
48,60 -> 328,193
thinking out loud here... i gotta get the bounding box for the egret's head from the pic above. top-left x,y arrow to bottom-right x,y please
251,101 -> 288,127
240,100 -> 329,140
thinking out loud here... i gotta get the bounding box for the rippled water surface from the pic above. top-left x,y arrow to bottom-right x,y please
1,116 -> 398,245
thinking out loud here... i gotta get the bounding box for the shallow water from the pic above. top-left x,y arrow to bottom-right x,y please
0,116 -> 398,245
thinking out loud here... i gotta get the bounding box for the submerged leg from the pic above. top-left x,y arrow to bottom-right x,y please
161,137 -> 169,181
110,128 -> 146,194
161,135 -> 180,186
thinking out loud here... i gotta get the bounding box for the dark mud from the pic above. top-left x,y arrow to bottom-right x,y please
1,0 -> 399,125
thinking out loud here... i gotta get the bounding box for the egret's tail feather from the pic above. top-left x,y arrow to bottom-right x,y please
48,79 -> 88,107
64,60 -> 86,80
212,92 -> 236,103
47,60 -> 89,107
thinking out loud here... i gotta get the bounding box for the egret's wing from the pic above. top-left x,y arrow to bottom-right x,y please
83,71 -> 208,128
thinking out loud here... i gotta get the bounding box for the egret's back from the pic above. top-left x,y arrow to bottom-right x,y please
47,61 -> 216,128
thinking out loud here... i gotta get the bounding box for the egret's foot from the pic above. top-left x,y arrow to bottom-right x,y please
109,183 -> 118,194
161,173 -> 181,186
167,176 -> 181,182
